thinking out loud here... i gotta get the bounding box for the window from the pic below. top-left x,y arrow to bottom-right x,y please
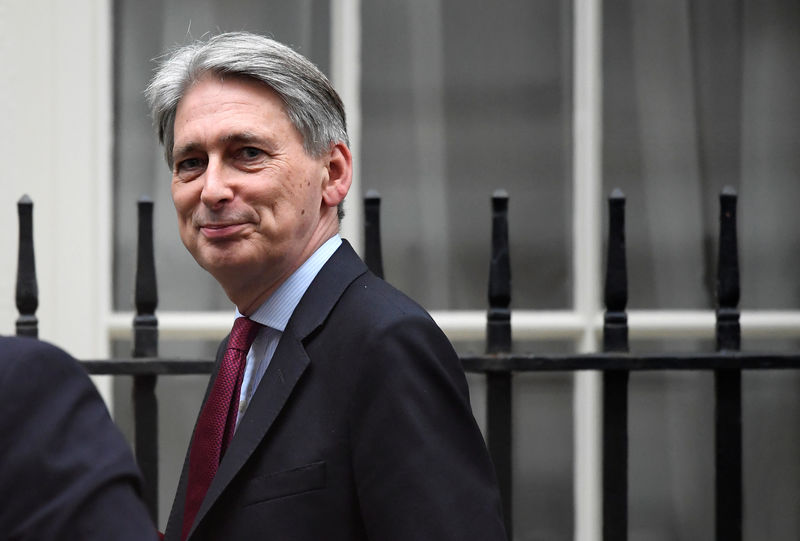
111,1 -> 800,537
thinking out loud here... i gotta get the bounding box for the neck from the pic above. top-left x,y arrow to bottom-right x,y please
226,221 -> 340,315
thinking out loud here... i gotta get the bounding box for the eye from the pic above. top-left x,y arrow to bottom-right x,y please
173,156 -> 207,182
175,157 -> 204,173
237,147 -> 266,161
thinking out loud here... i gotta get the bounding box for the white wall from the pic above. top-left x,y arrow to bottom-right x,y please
0,0 -> 112,399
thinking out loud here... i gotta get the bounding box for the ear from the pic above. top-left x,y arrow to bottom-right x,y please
321,142 -> 353,208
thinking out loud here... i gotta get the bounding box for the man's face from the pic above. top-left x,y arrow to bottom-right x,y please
171,75 -> 332,308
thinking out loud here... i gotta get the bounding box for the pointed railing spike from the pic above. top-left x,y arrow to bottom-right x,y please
16,195 -> 39,338
604,189 -> 629,351
487,189 -> 511,352
602,189 -> 629,541
134,196 -> 158,326
132,196 -> 159,523
485,189 -> 512,538
716,186 -> 740,351
714,185 -> 742,541
364,190 -> 384,279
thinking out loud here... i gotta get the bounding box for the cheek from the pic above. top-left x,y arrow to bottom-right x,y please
296,166 -> 324,204
171,184 -> 195,219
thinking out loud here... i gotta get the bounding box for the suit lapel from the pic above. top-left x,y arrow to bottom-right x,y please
188,333 -> 310,538
186,240 -> 368,539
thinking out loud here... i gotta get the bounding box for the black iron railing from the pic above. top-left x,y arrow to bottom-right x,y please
13,190 -> 800,540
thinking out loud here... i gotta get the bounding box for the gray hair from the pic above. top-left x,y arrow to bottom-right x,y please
145,32 -> 349,168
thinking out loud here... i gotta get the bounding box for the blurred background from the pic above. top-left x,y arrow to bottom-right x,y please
1,1 -> 798,539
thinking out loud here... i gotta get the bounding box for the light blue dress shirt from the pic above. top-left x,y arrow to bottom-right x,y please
233,234 -> 342,428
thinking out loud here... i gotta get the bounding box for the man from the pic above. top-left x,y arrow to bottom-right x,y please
0,336 -> 159,540
147,31 -> 506,540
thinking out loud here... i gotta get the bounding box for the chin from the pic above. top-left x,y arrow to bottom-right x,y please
199,254 -> 244,275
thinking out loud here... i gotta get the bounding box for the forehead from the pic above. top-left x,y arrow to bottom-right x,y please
173,74 -> 295,145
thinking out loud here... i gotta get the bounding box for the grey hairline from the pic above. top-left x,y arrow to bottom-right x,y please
145,33 -> 349,169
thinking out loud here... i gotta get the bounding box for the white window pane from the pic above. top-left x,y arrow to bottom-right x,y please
604,1 -> 800,538
603,0 -> 800,311
361,0 -> 574,311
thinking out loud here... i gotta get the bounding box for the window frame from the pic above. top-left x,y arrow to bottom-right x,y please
102,1 -> 800,539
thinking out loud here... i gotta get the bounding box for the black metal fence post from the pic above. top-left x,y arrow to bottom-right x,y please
486,190 -> 513,538
714,186 -> 742,541
602,189 -> 629,540
364,190 -> 384,279
13,189 -> 800,538
15,195 -> 38,338
133,196 -> 160,523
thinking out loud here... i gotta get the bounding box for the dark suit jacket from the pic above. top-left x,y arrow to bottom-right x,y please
0,336 -> 158,541
165,241 -> 507,540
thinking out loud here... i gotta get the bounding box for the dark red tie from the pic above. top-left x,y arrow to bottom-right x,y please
181,317 -> 261,540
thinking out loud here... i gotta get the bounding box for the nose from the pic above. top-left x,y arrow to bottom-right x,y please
200,159 -> 234,209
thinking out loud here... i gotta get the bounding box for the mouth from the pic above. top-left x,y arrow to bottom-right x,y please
198,222 -> 248,240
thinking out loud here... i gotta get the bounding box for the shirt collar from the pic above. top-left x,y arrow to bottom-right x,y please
235,234 -> 342,332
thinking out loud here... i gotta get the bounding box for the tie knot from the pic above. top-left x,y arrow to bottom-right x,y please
228,317 -> 261,351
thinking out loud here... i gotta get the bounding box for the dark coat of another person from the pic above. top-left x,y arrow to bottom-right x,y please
0,335 -> 159,541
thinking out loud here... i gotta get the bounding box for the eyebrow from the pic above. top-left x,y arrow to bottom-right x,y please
172,142 -> 202,161
220,131 -> 265,145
